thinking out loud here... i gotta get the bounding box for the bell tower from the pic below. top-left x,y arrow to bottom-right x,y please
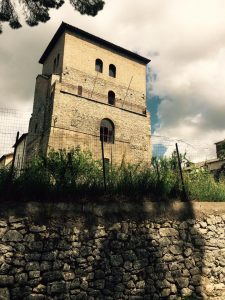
25,22 -> 151,164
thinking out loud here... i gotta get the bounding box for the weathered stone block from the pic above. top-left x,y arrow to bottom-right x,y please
176,277 -> 189,288
133,259 -> 148,270
2,230 -> 23,242
0,263 -> 10,275
25,262 -> 40,271
0,228 -> 7,238
25,294 -> 45,300
110,255 -> 123,267
94,270 -> 105,279
161,288 -> 171,297
29,225 -> 46,233
192,275 -> 202,286
0,275 -> 14,286
63,272 -> 75,281
159,228 -> 179,237
0,288 -> 10,300
181,287 -> 192,297
15,273 -> 28,284
29,271 -> 40,279
94,279 -> 105,290
47,281 -> 66,294
42,271 -> 63,283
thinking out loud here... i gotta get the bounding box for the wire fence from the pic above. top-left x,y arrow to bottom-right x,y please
0,106 -> 219,165
1,106 -> 225,202
0,107 -> 30,157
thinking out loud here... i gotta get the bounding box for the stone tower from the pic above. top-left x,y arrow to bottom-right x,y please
25,22 -> 151,164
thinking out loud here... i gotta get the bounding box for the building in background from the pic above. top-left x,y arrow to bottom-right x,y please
25,22 -> 151,164
13,133 -> 27,175
0,153 -> 13,168
186,139 -> 225,176
215,139 -> 225,159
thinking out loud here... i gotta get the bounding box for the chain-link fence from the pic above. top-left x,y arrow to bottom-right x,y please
0,107 -> 220,164
1,106 -> 225,201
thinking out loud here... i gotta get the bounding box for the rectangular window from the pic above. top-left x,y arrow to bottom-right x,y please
78,86 -> 83,96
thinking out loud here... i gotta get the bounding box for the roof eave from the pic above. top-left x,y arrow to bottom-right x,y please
39,22 -> 151,65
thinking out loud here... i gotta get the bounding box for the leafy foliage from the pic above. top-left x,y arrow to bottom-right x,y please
217,141 -> 225,160
0,148 -> 225,202
0,0 -> 105,33
185,168 -> 225,202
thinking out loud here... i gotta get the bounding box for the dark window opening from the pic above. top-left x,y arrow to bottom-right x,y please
78,85 -> 83,96
34,123 -> 38,133
108,91 -> 115,105
109,64 -> 116,77
95,59 -> 103,73
100,119 -> 114,144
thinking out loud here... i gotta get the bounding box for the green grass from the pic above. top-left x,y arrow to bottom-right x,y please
0,148 -> 225,202
185,168 -> 225,201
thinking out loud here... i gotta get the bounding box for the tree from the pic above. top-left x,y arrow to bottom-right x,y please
218,141 -> 225,160
0,0 -> 105,33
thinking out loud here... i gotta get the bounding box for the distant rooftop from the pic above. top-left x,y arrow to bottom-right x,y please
39,22 -> 151,65
13,133 -> 27,148
0,152 -> 13,162
215,139 -> 225,145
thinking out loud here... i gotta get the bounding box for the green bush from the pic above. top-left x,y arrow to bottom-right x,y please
185,168 -> 225,201
1,148 -> 225,202
0,167 -> 12,198
14,148 -> 103,199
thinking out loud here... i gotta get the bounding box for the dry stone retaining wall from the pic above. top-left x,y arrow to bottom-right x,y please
0,201 -> 225,299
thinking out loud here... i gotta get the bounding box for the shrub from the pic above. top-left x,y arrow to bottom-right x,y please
1,148 -> 225,202
185,168 -> 225,201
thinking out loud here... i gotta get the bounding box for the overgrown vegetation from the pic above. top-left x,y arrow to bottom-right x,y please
0,148 -> 225,202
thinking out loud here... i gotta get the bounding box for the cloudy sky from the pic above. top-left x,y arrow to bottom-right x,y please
1,0 -> 225,160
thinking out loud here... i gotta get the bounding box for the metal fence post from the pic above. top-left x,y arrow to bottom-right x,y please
101,137 -> 107,192
175,143 -> 188,201
11,131 -> 19,179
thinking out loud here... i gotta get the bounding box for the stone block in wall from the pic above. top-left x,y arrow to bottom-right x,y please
0,275 -> 14,286
0,288 -> 10,300
2,230 -> 23,242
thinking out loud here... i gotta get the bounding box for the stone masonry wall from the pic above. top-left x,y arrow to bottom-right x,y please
0,201 -> 225,299
26,27 -> 151,164
48,79 -> 151,164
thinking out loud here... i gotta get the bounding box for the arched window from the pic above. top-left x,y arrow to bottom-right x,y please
109,64 -> 116,77
95,59 -> 103,73
108,91 -> 115,105
100,119 -> 114,143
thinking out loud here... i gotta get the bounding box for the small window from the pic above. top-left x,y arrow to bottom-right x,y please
34,123 -> 38,133
95,59 -> 103,73
108,91 -> 115,105
78,86 -> 83,96
100,119 -> 114,144
109,64 -> 116,78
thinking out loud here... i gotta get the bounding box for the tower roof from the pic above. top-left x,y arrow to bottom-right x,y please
39,22 -> 151,65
